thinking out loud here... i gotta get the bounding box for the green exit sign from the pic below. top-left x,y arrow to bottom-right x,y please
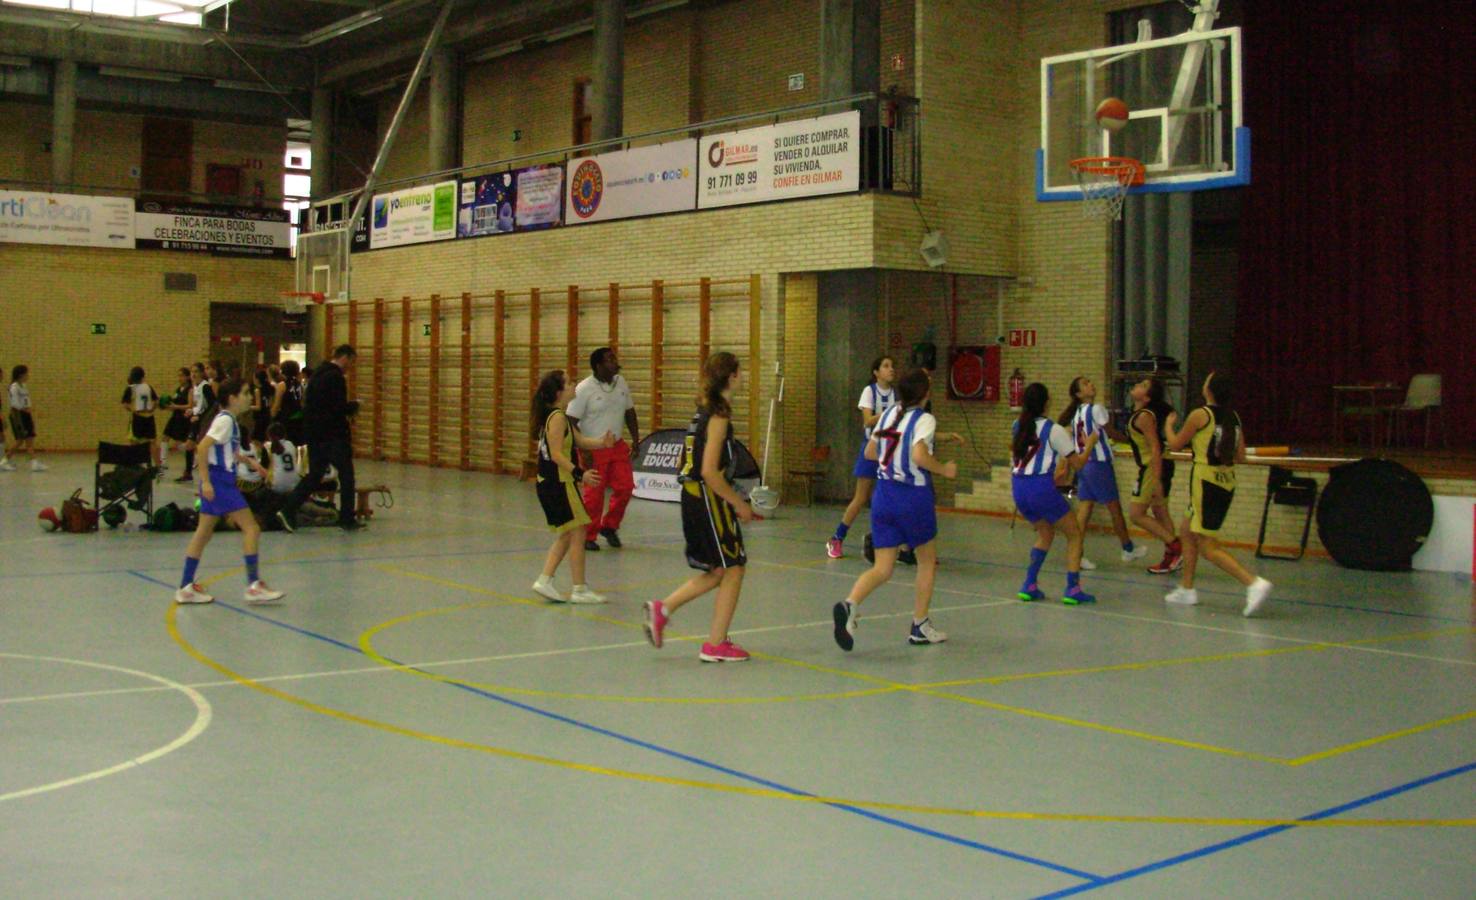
90,323 -> 107,335
422,324 -> 432,337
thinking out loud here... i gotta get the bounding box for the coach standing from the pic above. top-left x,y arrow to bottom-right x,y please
278,344 -> 361,532
567,347 -> 639,551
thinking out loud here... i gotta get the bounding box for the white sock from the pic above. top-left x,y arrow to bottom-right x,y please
913,617 -> 926,626
535,574 -> 553,586
573,583 -> 588,591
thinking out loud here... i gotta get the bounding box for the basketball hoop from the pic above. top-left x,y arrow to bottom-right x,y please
280,291 -> 326,315
1068,157 -> 1145,221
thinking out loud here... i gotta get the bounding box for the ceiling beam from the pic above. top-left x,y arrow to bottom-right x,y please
318,0 -> 589,85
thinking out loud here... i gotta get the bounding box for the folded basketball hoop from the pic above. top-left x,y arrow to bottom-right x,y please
1069,157 -> 1145,221
280,291 -> 326,314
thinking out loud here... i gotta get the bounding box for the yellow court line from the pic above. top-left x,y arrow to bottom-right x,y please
373,564 -> 1279,761
912,625 -> 1476,691
1287,709 -> 1476,766
163,602 -> 1475,828
363,567 -> 901,705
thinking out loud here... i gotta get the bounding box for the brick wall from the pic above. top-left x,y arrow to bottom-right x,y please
0,100 -> 284,201
0,243 -> 291,451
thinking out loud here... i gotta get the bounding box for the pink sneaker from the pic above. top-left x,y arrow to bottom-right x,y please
699,640 -> 750,662
826,538 -> 844,559
643,600 -> 668,649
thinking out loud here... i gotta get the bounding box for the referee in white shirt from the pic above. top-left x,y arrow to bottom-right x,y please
566,348 -> 640,551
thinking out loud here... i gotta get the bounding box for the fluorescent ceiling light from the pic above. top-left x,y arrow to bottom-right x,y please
1,0 -> 228,25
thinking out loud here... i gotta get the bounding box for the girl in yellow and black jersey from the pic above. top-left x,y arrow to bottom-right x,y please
529,369 -> 614,605
642,351 -> 755,663
1163,371 -> 1272,616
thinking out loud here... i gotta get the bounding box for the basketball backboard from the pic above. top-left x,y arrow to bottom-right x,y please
1038,25 -> 1247,201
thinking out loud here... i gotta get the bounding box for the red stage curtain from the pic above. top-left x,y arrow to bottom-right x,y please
1234,1 -> 1475,446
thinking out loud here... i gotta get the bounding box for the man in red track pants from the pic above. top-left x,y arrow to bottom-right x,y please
567,348 -> 640,552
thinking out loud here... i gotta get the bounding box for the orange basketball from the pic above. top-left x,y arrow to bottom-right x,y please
1095,97 -> 1129,133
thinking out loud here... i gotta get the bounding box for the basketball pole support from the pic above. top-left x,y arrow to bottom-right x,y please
339,0 -> 457,305
1163,0 -> 1221,163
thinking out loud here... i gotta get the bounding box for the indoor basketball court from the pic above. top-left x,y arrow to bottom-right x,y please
1,0 -> 1471,897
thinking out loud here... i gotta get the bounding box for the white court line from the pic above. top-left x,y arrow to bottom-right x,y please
0,653 -> 212,804
0,599 -> 1019,706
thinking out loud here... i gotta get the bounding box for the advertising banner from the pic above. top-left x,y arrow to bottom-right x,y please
514,164 -> 563,230
369,180 -> 457,249
563,139 -> 697,225
458,172 -> 516,238
0,190 -> 133,249
632,428 -> 761,503
698,110 -> 860,209
134,201 -> 290,258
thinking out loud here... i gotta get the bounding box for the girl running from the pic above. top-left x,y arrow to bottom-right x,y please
530,370 -> 615,605
121,366 -> 160,467
1125,376 -> 1183,574
272,360 -> 304,445
7,365 -> 44,471
642,352 -> 754,662
161,367 -> 194,475
1060,376 -> 1145,569
832,368 -> 956,651
250,368 -> 273,452
173,379 -> 284,606
1012,382 -> 1098,605
828,356 -> 897,558
1162,371 -> 1273,616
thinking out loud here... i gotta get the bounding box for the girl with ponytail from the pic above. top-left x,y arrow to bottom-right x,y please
1011,382 -> 1098,605
1162,371 -> 1272,616
643,352 -> 755,662
530,370 -> 615,605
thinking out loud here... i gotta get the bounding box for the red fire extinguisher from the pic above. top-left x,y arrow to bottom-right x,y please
1008,368 -> 1026,411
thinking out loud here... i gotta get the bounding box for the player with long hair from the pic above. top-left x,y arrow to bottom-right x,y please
642,352 -> 754,662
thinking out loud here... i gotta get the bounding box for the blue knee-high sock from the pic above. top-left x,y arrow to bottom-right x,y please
180,556 -> 200,589
1023,547 -> 1047,589
244,554 -> 259,584
1067,571 -> 1081,591
1122,539 -> 1135,552
833,522 -> 850,542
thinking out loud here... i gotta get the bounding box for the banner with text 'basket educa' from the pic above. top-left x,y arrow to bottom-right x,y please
632,429 -> 761,503
698,110 -> 860,209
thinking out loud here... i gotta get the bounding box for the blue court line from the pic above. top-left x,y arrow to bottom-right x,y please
1032,760 -> 1476,899
135,569 -> 1102,883
9,534 -> 685,582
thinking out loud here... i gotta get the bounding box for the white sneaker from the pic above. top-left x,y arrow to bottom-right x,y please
1164,586 -> 1199,606
30,459 -> 47,471
908,618 -> 948,644
1079,557 -> 1098,570
1121,545 -> 1149,562
0,458 -> 14,471
532,577 -> 565,602
174,583 -> 215,605
244,580 -> 285,605
569,585 -> 608,605
1243,577 -> 1272,617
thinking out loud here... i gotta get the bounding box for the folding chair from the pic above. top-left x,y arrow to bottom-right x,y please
95,442 -> 155,528
1255,465 -> 1317,561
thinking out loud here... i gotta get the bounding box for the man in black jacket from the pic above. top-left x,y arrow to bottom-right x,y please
278,344 -> 361,532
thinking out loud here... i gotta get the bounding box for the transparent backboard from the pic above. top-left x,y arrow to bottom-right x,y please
1038,26 -> 1247,199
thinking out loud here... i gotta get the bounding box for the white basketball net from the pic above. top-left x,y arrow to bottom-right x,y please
1070,158 -> 1143,222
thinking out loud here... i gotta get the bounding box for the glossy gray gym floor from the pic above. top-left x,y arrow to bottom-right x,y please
3,459 -> 1472,898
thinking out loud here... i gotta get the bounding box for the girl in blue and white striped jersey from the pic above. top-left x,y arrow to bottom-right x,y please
832,368 -> 956,651
173,379 -> 283,608
828,356 -> 897,559
1012,382 -> 1098,605
1059,376 -> 1147,569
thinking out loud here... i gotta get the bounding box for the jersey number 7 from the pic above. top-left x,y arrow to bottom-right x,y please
875,427 -> 903,468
